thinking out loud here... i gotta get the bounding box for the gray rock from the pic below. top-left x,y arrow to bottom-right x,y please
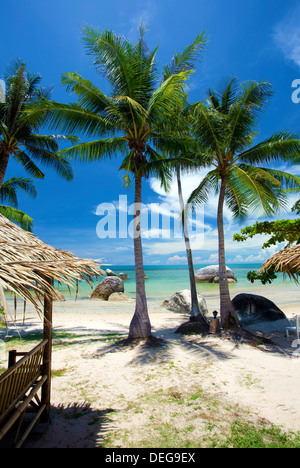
118,272 -> 130,280
195,265 -> 237,283
232,293 -> 291,332
165,290 -> 208,315
106,268 -> 116,276
90,277 -> 124,300
108,292 -> 132,302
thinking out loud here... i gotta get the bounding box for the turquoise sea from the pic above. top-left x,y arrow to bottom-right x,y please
55,263 -> 300,305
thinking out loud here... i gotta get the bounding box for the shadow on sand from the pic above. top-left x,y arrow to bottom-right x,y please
21,403 -> 116,448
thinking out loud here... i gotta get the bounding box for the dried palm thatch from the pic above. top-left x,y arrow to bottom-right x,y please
261,244 -> 300,284
0,213 -> 101,317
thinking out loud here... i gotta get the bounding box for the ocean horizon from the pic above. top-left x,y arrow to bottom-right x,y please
54,263 -> 300,305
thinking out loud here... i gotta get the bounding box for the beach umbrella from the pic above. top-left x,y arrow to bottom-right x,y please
0,213 -> 101,421
261,244 -> 300,284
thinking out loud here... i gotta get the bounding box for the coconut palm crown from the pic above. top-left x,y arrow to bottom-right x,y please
0,59 -> 75,189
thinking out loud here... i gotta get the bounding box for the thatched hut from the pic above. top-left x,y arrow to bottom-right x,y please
0,214 -> 101,426
261,244 -> 300,284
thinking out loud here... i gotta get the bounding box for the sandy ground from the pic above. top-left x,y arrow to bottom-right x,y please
1,293 -> 300,448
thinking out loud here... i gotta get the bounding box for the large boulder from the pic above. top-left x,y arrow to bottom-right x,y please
195,265 -> 237,283
90,277 -> 124,300
164,290 -> 208,315
232,293 -> 291,333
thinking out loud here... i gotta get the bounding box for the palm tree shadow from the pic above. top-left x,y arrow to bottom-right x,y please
87,318 -> 234,366
22,403 -> 116,448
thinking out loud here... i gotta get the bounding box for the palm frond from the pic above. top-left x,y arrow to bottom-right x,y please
25,145 -> 74,181
227,80 -> 273,152
0,177 -> 37,207
163,32 -> 207,80
0,206 -> 33,231
13,151 -> 45,179
239,131 -> 300,165
232,164 -> 288,216
187,168 -> 219,208
225,173 -> 248,221
27,100 -> 117,137
142,144 -> 172,191
190,100 -> 225,155
147,70 -> 193,120
82,26 -> 148,101
58,137 -> 127,162
61,72 -> 113,113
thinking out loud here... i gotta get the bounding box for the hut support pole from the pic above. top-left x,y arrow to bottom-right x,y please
41,278 -> 53,423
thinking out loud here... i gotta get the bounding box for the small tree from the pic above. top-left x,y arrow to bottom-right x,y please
234,198 -> 300,284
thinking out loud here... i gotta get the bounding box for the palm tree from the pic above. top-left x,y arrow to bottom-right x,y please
155,101 -> 209,331
0,176 -> 37,231
187,78 -> 300,330
176,165 -> 209,332
29,26 -> 206,339
0,59 -> 75,189
145,36 -> 209,330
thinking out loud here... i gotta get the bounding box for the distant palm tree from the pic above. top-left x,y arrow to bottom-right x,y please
0,176 -> 37,231
187,78 -> 300,329
30,26 -> 206,339
0,59 -> 75,189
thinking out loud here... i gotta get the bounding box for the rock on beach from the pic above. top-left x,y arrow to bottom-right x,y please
90,277 -> 124,300
195,265 -> 237,283
232,293 -> 291,333
164,290 -> 208,315
118,273 -> 130,280
106,269 -> 117,276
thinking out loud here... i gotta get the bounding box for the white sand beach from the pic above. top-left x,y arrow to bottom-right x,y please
1,286 -> 300,449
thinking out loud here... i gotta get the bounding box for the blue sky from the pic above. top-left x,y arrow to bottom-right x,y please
1,0 -> 300,265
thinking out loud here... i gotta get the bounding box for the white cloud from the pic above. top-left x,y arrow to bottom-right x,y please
207,253 -> 218,263
273,5 -> 300,68
150,171 -> 234,223
166,255 -> 187,264
127,0 -> 158,41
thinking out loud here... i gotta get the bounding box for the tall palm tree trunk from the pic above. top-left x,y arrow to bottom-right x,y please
176,169 -> 209,330
217,176 -> 239,330
0,152 -> 10,188
128,171 -> 152,339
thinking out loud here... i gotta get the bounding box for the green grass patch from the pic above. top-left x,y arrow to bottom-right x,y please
219,421 -> 300,448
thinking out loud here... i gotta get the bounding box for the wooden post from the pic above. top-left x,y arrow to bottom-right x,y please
8,350 -> 17,368
41,277 -> 53,423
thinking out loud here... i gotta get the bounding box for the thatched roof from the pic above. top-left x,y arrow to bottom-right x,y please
0,214 -> 101,314
261,244 -> 300,284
